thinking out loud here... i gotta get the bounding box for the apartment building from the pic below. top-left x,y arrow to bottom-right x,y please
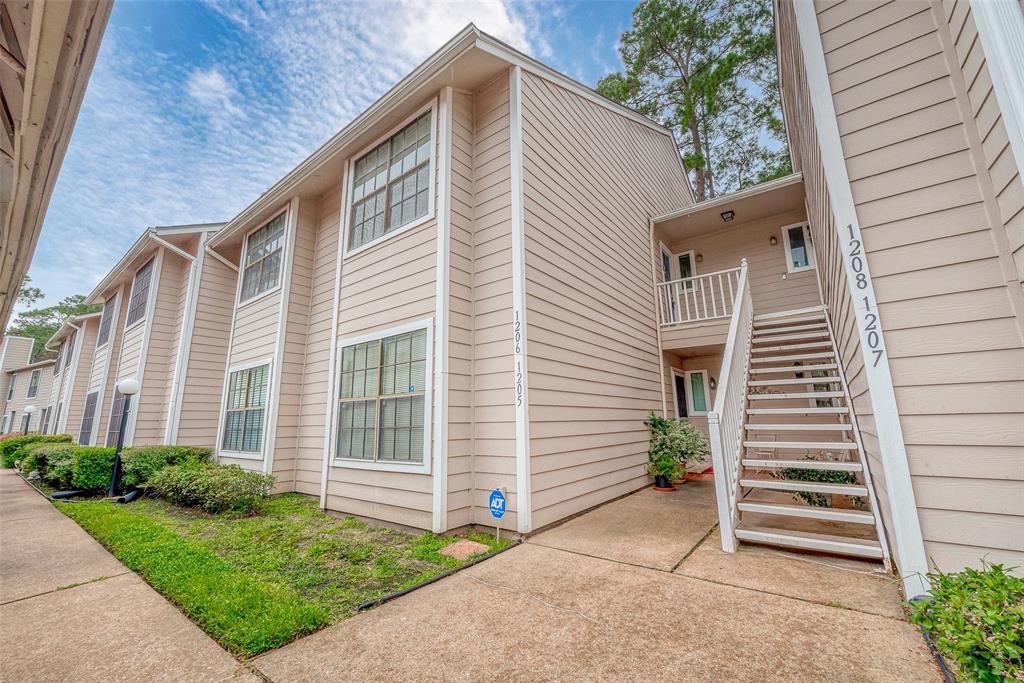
78,223 -> 226,448
39,312 -> 102,436
1,350 -> 55,435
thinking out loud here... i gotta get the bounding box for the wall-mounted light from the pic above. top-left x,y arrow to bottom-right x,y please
709,377 -> 717,391
695,253 -> 703,263
720,210 -> 735,222
769,235 -> 778,246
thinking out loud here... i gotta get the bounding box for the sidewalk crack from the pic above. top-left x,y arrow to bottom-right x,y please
0,571 -> 132,606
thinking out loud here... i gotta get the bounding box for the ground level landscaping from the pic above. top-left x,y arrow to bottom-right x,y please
58,494 -> 509,656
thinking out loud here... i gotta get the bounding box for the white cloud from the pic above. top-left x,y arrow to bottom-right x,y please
186,67 -> 244,119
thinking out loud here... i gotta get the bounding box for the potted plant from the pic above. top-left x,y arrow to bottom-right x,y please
644,413 -> 710,491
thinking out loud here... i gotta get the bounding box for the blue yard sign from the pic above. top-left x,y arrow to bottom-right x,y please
488,488 -> 506,520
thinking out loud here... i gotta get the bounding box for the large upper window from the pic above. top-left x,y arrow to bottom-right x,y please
6,376 -> 14,401
79,392 -> 98,445
97,294 -> 117,347
126,259 -> 154,327
335,326 -> 428,464
106,389 -> 127,447
221,364 -> 269,452
53,342 -> 63,375
64,333 -> 75,369
240,214 -> 286,302
348,110 -> 433,251
27,370 -> 40,398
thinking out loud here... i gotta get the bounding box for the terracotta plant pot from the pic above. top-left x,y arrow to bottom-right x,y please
653,474 -> 676,491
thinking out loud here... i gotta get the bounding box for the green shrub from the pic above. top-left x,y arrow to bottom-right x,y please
120,445 -> 212,489
1,434 -> 72,468
909,562 -> 1023,682
71,447 -> 117,492
775,454 -> 865,508
150,462 -> 274,514
37,444 -> 77,489
644,412 -> 710,476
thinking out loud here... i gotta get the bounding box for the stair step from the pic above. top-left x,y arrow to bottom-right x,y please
746,423 -> 852,431
742,458 -> 862,471
753,322 -> 828,336
754,314 -> 828,328
737,502 -> 876,524
749,377 -> 841,386
748,391 -> 844,400
753,306 -> 826,322
734,525 -> 883,559
752,331 -> 829,344
748,407 -> 849,414
752,352 -> 835,363
752,341 -> 833,353
740,478 -> 868,496
744,441 -> 858,450
750,363 -> 838,374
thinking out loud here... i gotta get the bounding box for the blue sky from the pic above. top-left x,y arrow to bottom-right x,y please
27,0 -> 638,308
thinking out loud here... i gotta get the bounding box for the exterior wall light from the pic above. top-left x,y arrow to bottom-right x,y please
769,235 -> 778,246
721,210 -> 735,222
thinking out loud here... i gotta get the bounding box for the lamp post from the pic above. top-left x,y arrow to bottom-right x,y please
108,378 -> 140,497
23,405 -> 36,434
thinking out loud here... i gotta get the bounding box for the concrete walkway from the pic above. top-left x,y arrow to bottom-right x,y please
0,469 -> 251,683
253,480 -> 941,682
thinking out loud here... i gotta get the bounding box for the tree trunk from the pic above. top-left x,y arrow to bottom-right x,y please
688,116 -> 706,202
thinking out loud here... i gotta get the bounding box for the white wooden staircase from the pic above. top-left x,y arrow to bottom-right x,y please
729,305 -> 889,561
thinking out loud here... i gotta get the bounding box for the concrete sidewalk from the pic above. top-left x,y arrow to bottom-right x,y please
0,469 -> 250,683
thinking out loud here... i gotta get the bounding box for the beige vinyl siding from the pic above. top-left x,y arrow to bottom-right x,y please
272,199 -> 319,491
788,0 -> 1024,571
63,319 -> 98,435
519,70 -> 692,529
177,249 -> 235,447
294,190 -> 342,497
445,89 -> 476,528
4,365 -> 54,431
660,320 -> 730,351
323,95 -> 441,530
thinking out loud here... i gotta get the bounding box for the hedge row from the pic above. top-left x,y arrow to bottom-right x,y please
1,434 -> 72,468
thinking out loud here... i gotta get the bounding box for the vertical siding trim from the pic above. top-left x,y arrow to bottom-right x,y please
264,197 -> 300,476
650,218 -> 669,416
509,65 -> 533,533
970,0 -> 1024,181
793,0 -> 929,597
165,233 -> 205,443
58,319 -> 84,433
432,86 -> 453,532
213,249 -> 243,463
123,249 -> 164,446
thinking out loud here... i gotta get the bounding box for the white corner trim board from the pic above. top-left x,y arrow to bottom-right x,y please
165,233 -> 204,443
509,65 -> 533,534
970,0 -> 1024,183
431,87 -> 454,533
792,0 -> 930,598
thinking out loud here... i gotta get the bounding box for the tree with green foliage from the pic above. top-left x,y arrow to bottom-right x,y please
5,281 -> 101,361
597,0 -> 791,201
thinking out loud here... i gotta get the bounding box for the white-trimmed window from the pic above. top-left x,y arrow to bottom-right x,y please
53,342 -> 63,375
335,322 -> 431,467
6,375 -> 14,401
125,259 -> 154,327
221,364 -> 270,453
239,214 -> 286,303
782,223 -> 815,273
27,369 -> 40,398
54,402 -> 62,435
41,407 -> 51,435
64,333 -> 75,369
347,107 -> 434,252
106,389 -> 127,447
97,294 -> 117,347
1,413 -> 9,434
684,370 -> 710,416
79,392 -> 98,445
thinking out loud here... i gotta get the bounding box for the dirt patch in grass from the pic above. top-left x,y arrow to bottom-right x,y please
58,494 -> 509,656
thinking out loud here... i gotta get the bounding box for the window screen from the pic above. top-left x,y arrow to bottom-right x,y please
221,365 -> 269,452
97,295 -> 117,347
79,392 -> 98,445
126,259 -> 154,326
27,370 -> 40,398
239,215 -> 286,302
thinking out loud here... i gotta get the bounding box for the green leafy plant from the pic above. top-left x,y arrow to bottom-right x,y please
1,434 -> 72,468
71,447 -> 117,492
645,412 -> 710,478
120,445 -> 212,489
34,444 -> 77,489
149,462 -> 274,515
908,562 -> 1023,682
775,454 -> 865,508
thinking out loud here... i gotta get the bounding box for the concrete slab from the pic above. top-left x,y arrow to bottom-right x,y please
0,514 -> 128,604
0,486 -> 54,522
676,530 -> 905,619
254,543 -> 939,682
528,480 -> 719,571
0,573 -> 242,683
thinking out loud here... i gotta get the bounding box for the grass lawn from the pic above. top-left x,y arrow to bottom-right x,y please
58,494 -> 509,657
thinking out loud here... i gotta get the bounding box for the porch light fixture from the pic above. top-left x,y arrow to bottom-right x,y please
769,235 -> 778,246
709,377 -> 717,391
720,210 -> 735,222
695,253 -> 703,263
108,377 -> 141,497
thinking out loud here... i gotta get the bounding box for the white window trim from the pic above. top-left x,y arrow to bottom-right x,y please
659,242 -> 673,281
95,292 -> 120,351
27,369 -> 40,398
124,257 -> 155,332
6,375 -> 15,401
670,367 -> 687,418
235,207 -> 290,309
342,98 -> 438,260
781,222 -> 815,274
330,318 -> 434,474
217,357 -> 274,461
684,369 -> 710,416
1,414 -> 9,434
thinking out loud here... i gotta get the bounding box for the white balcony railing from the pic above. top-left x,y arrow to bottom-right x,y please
657,266 -> 744,326
706,260 -> 752,553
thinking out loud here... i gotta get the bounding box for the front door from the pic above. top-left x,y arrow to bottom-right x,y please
673,372 -> 688,418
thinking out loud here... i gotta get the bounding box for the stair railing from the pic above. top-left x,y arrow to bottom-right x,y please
706,258 -> 752,553
657,266 -> 743,326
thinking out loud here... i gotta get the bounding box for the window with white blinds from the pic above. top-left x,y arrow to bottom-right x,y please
221,364 -> 269,452
335,326 -> 429,464
27,370 -> 40,398
240,214 -> 286,302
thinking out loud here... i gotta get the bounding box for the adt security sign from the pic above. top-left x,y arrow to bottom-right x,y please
488,488 -> 506,520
